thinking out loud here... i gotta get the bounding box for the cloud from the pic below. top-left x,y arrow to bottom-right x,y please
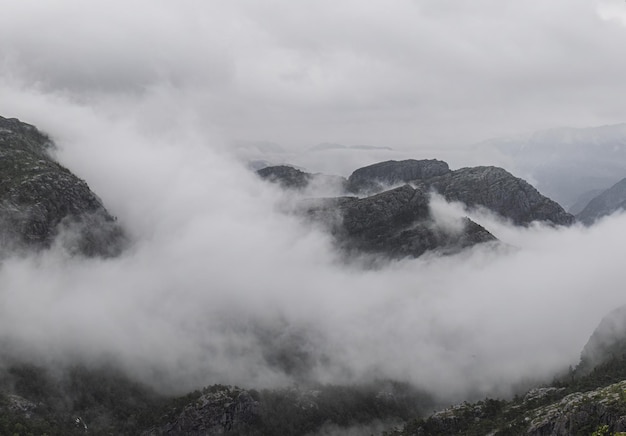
1,0 -> 626,402
1,0 -> 625,150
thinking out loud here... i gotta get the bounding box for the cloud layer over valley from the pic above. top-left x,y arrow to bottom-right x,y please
2,0 -> 626,404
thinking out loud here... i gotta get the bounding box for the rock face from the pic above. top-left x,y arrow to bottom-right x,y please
396,380 -> 626,436
0,116 -> 125,256
256,165 -> 312,190
143,387 -> 260,436
392,304 -> 626,436
576,178 -> 626,225
525,381 -> 626,436
256,165 -> 348,194
256,160 -> 571,258
422,166 -> 575,226
346,160 -> 574,226
345,159 -> 450,194
302,184 -> 496,259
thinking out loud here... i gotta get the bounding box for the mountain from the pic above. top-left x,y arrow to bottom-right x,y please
301,185 -> 495,259
568,189 -> 605,215
257,165 -> 313,190
476,123 -> 626,208
0,362 -> 435,436
0,116 -> 126,257
390,307 -> 626,436
578,305 -> 626,374
345,160 -> 574,226
345,159 -> 450,194
421,166 -> 574,226
257,159 -> 573,259
576,178 -> 626,225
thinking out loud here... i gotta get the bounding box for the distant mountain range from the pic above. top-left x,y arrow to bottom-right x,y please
475,123 -> 626,211
576,178 -> 626,225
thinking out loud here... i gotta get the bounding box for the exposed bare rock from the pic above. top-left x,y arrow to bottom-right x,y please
301,184 -> 496,259
421,166 -> 575,226
345,159 -> 450,194
0,115 -> 126,256
143,387 -> 260,436
256,165 -> 312,190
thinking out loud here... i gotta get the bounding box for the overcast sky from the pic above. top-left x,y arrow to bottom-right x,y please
2,0 -> 626,404
2,0 -> 626,153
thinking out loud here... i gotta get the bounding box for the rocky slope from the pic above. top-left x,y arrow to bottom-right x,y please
345,159 -> 450,194
391,307 -> 626,436
256,165 -> 312,190
258,159 -> 572,259
301,184 -> 495,259
0,115 -> 125,256
262,160 -> 574,227
345,160 -> 574,226
0,365 -> 434,436
576,178 -> 626,225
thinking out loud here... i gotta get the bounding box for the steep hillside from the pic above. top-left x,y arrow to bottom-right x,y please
577,178 -> 626,225
301,184 -> 495,259
390,306 -> 626,436
0,116 -> 125,256
343,160 -> 574,226
0,363 -> 435,436
258,159 -> 572,259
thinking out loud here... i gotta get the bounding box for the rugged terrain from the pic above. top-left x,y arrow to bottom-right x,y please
1,117 -> 625,435
0,116 -> 125,257
389,306 -> 626,436
258,159 -> 573,259
301,184 -> 495,259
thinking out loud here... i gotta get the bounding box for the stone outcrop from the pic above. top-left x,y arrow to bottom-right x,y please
421,166 -> 575,226
143,387 -> 260,436
345,160 -> 574,226
256,165 -> 312,190
525,381 -> 626,435
0,116 -> 125,256
301,184 -> 496,259
576,178 -> 626,225
345,159 -> 450,194
393,304 -> 626,436
396,381 -> 626,436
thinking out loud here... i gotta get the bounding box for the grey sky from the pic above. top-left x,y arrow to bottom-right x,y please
2,0 -> 626,150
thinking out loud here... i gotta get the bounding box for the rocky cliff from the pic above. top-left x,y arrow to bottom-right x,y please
0,116 -> 125,257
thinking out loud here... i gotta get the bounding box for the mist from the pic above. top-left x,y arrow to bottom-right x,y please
2,0 -> 626,405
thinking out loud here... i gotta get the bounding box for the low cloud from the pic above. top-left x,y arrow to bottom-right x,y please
1,0 -> 625,404
1,86 -> 625,403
